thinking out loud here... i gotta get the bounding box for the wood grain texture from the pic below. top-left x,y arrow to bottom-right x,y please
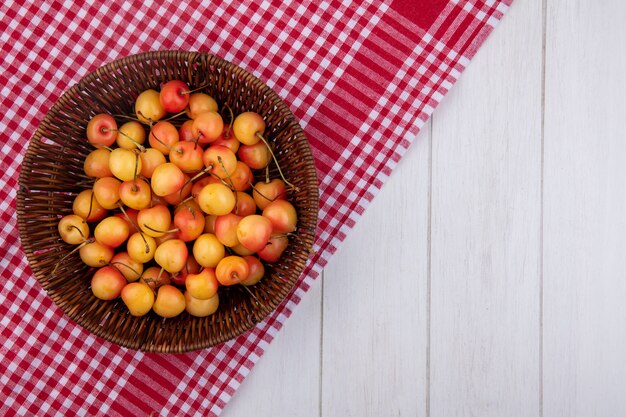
222,278 -> 322,417
321,123 -> 431,417
543,1 -> 626,415
222,2 -> 626,416
428,0 -> 543,415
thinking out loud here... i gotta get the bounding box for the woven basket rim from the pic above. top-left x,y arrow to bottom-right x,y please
16,50 -> 319,353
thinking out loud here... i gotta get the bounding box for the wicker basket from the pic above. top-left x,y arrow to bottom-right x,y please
16,50 -> 319,353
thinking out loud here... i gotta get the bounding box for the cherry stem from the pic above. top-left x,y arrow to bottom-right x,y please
85,191 -> 95,222
163,110 -> 187,121
256,132 -> 298,191
76,179 -> 97,187
193,134 -> 202,150
180,83 -> 210,95
265,165 -> 270,183
176,183 -> 189,201
52,238 -> 94,275
132,151 -> 140,190
247,181 -> 277,203
142,224 -> 179,234
268,233 -> 294,240
142,276 -> 157,290
156,267 -> 165,286
102,145 -> 114,152
217,156 -> 238,214
136,110 -> 154,127
223,104 -> 234,139
187,165 -> 235,191
233,273 -> 261,304
113,129 -> 146,152
110,261 -> 140,277
176,195 -> 195,208
117,203 -> 150,253
142,267 -> 165,295
112,114 -> 143,123
150,130 -> 171,151
67,225 -> 86,239
176,197 -> 198,217
212,172 -> 236,190
181,167 -> 210,197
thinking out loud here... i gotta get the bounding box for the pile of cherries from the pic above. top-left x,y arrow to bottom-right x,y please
57,80 -> 297,318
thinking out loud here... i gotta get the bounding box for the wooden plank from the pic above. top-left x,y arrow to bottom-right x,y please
221,277 -> 322,417
543,1 -> 626,415
428,0 -> 543,415
321,122 -> 431,417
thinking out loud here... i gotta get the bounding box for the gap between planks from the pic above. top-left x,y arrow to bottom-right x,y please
426,116 -> 434,417
540,0 -> 547,415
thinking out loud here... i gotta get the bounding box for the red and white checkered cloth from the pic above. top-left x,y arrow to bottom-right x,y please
0,1 -> 511,415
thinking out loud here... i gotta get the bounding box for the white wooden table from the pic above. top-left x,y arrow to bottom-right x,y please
224,1 -> 626,415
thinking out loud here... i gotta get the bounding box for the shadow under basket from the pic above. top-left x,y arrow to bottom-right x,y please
16,50 -> 319,353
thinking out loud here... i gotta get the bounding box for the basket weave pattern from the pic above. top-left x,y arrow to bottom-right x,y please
16,51 -> 319,353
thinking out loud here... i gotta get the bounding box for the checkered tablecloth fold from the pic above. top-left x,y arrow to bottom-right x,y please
0,1 -> 511,415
